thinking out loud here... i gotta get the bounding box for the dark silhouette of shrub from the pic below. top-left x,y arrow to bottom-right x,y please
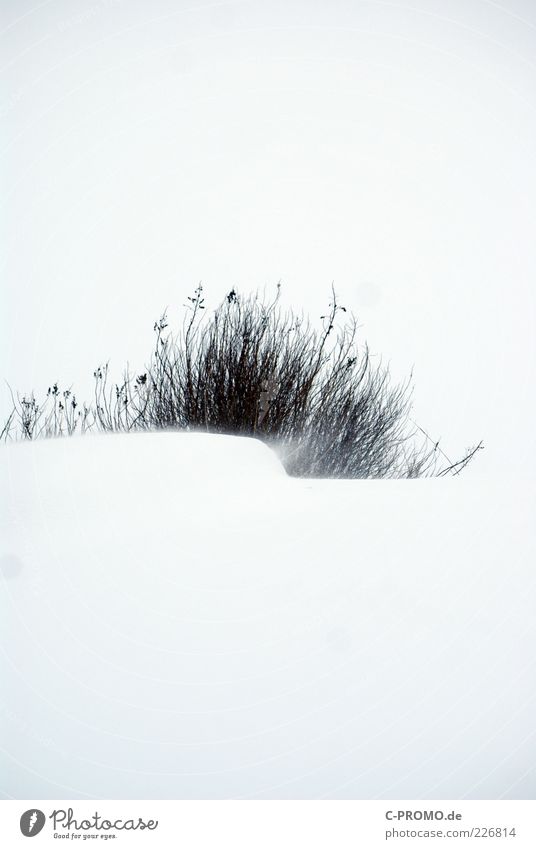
1,286 -> 482,477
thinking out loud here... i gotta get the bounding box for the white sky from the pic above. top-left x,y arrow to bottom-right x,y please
1,0 -> 535,477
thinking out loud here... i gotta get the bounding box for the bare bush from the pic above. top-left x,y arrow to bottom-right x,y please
1,286 -> 482,477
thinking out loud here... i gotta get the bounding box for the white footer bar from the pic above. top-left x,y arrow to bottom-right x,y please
1,800 -> 535,848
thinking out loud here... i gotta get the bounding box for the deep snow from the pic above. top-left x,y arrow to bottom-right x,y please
1,432 -> 534,799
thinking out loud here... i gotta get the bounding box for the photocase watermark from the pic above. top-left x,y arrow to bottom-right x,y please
19,807 -> 159,839
20,809 -> 46,837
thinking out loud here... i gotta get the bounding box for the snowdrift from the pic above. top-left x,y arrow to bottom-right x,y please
1,432 -> 534,799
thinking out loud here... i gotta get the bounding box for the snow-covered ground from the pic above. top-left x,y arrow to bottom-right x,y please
1,432 -> 534,799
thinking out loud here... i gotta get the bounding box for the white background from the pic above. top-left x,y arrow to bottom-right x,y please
1,2 -> 536,807
1,0 -> 535,477
2,434 -> 535,800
